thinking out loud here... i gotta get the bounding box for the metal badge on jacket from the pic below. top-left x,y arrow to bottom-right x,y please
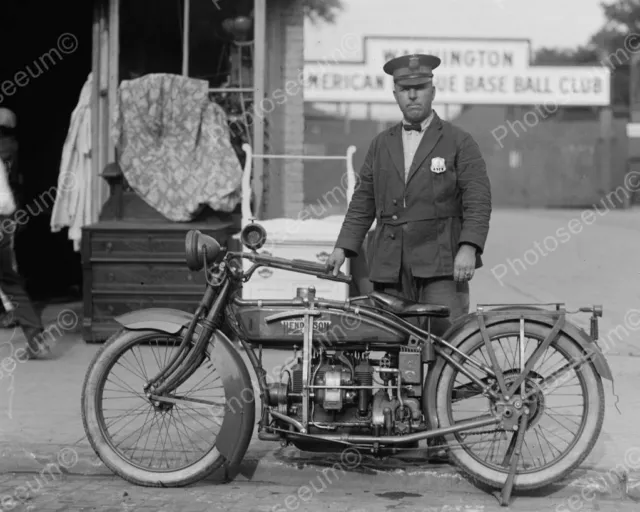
430,157 -> 446,174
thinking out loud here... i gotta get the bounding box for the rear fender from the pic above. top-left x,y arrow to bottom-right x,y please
442,307 -> 613,381
423,307 -> 613,430
115,308 -> 255,472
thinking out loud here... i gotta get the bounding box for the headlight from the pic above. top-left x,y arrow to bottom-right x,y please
240,222 -> 267,251
185,230 -> 221,271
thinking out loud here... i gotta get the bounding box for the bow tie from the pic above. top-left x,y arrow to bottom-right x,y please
403,123 -> 423,132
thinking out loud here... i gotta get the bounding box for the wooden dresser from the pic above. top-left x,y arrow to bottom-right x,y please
81,219 -> 239,343
81,163 -> 241,343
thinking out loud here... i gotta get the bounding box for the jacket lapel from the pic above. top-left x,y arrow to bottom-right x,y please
406,113 -> 443,184
385,122 -> 405,181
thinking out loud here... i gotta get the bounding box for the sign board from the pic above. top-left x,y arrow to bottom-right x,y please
303,36 -> 611,106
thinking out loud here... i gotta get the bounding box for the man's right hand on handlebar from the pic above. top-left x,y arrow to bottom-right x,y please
325,248 -> 346,276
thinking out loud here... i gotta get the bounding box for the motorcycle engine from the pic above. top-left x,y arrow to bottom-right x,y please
270,349 -> 423,435
313,362 -> 356,410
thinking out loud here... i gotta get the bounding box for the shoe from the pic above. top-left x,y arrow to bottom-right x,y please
427,436 -> 450,464
0,313 -> 17,329
23,327 -> 51,360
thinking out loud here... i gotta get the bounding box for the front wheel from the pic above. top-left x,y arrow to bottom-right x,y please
434,321 -> 605,491
81,328 -> 255,487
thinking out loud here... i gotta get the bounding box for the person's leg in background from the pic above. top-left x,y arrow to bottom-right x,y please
0,288 -> 14,327
0,235 -> 20,328
0,238 -> 49,359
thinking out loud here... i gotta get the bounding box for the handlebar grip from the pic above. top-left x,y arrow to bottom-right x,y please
290,259 -> 351,283
245,253 -> 352,284
319,271 -> 352,284
291,259 -> 327,272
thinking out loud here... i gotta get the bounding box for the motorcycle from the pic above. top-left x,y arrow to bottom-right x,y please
81,222 -> 612,506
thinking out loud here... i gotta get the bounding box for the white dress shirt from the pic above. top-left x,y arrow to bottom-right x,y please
401,111 -> 434,183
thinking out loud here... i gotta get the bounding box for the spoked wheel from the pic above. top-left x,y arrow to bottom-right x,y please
81,328 -> 255,487
434,321 -> 605,490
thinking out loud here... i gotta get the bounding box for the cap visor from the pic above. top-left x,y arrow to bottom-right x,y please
395,76 -> 431,87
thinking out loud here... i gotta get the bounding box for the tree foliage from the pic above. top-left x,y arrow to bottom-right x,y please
303,0 -> 344,24
532,0 -> 640,109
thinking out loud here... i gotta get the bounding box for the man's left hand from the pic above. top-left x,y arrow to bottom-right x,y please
454,244 -> 477,282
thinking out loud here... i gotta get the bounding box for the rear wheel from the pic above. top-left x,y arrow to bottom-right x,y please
434,321 -> 604,490
81,328 -> 255,487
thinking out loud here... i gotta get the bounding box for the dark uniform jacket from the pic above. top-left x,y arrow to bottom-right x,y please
335,112 -> 491,283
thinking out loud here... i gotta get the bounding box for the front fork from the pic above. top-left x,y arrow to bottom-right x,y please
145,278 -> 232,397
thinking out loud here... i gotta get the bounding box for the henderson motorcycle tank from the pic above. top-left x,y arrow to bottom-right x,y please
228,304 -> 409,349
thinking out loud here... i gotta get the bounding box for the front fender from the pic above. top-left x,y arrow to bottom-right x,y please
115,308 -> 194,335
115,307 -> 255,475
207,329 -> 256,475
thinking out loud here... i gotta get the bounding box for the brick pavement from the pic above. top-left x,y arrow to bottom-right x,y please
0,210 -> 638,507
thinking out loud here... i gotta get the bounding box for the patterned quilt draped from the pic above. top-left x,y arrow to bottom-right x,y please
112,73 -> 242,221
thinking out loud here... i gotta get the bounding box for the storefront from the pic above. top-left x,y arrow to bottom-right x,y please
73,0 -> 307,341
91,0 -> 305,220
1,0 -> 306,337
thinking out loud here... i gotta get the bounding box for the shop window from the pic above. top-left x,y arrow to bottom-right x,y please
117,0 -> 259,178
119,0 -> 254,84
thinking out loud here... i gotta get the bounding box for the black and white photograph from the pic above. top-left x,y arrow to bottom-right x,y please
0,0 -> 639,510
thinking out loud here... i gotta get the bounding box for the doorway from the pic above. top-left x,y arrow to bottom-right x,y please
0,0 -> 93,301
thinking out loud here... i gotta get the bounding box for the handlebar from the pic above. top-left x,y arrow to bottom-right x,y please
230,251 -> 352,284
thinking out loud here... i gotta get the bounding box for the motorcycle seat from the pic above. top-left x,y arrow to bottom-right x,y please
368,291 -> 450,318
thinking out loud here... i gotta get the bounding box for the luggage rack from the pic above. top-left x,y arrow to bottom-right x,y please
476,302 -> 566,309
475,303 -> 603,317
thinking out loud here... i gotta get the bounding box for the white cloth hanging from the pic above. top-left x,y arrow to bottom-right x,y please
50,73 -> 94,251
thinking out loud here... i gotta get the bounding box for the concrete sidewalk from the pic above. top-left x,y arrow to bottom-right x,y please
0,209 -> 639,503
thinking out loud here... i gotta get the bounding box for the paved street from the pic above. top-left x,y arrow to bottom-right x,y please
0,209 -> 638,510
0,474 -> 639,512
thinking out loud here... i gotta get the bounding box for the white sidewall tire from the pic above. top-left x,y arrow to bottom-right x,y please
81,329 -> 240,487
434,322 -> 605,490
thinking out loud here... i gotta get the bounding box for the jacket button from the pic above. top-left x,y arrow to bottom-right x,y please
390,233 -> 396,240
393,199 -> 397,205
392,215 -> 398,220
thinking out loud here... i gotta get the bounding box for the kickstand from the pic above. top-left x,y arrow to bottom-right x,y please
496,413 -> 529,507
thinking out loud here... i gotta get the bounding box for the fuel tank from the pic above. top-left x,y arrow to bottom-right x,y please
227,302 -> 408,350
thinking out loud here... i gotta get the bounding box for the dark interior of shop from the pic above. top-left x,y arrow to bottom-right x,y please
0,0 -> 93,302
0,0 -> 253,304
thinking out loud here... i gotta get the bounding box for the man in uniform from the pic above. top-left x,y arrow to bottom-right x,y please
325,54 -> 492,336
